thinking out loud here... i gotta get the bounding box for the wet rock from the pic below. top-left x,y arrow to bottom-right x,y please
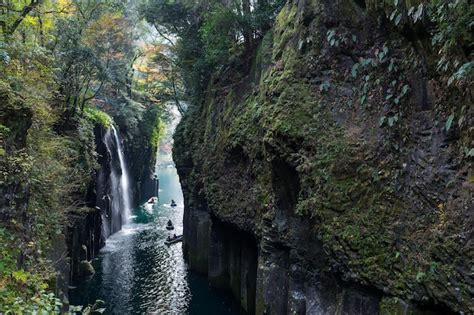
67,207 -> 102,283
78,260 -> 95,278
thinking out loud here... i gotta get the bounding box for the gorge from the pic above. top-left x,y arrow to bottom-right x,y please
69,109 -> 241,313
0,0 -> 472,314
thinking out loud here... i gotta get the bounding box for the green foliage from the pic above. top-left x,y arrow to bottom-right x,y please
430,1 -> 473,79
327,29 -> 357,48
465,148 -> 474,158
0,228 -> 60,314
445,113 -> 455,131
201,6 -> 241,67
251,0 -> 286,32
126,103 -> 165,153
350,42 -> 410,128
70,300 -> 107,314
84,106 -> 113,128
142,0 -> 285,104
53,3 -> 139,118
141,0 -> 206,101
111,98 -> 165,185
387,0 -> 473,87
448,61 -> 474,86
0,7 -> 123,309
415,271 -> 426,282
112,98 -> 146,137
150,118 -> 165,153
1,0 -> 166,312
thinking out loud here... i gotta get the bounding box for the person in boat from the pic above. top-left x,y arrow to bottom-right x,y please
167,235 -> 171,241
171,199 -> 177,206
167,219 -> 173,226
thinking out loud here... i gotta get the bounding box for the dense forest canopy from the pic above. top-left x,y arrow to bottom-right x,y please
0,0 -> 472,313
140,0 -> 285,102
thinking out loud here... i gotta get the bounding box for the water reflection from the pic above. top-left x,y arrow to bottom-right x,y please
69,166 -> 240,315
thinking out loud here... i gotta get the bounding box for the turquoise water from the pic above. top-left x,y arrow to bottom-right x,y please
69,166 -> 241,314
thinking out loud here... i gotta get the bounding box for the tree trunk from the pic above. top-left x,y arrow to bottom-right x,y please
242,0 -> 252,51
37,12 -> 44,46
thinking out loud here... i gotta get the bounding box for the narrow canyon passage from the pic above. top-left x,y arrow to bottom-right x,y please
1,1 -> 471,313
69,115 -> 240,314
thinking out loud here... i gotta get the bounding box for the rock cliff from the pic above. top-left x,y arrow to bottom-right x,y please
173,0 -> 473,313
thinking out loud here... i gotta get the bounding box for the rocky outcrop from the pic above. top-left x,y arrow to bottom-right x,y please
66,123 -> 135,282
122,106 -> 162,206
66,125 -> 107,283
67,207 -> 102,282
136,172 -> 159,206
174,0 -> 473,314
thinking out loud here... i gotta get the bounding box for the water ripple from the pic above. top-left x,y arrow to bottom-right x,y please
70,167 -> 239,315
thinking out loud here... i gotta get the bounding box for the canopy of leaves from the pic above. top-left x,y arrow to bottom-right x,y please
141,0 -> 285,103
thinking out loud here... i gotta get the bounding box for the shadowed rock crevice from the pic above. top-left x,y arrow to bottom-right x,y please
184,213 -> 259,313
271,158 -> 300,219
353,0 -> 366,9
208,219 -> 258,313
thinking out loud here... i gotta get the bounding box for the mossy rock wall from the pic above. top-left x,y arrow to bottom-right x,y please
174,0 -> 473,313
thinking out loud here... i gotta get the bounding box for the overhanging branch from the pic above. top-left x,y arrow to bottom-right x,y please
8,0 -> 43,36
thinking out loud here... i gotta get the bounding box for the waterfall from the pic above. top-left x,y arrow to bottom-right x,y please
111,125 -> 132,222
100,125 -> 132,239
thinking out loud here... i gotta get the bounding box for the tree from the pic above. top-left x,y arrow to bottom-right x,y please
53,2 -> 138,118
1,0 -> 44,39
141,0 -> 285,104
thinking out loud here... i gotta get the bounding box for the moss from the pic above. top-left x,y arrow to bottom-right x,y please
78,260 -> 95,277
273,4 -> 298,61
380,297 -> 410,315
83,106 -> 112,128
150,118 -> 165,152
174,0 -> 474,312
251,32 -> 274,85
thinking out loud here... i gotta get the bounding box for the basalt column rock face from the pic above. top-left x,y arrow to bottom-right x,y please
67,207 -> 102,282
174,0 -> 473,314
181,180 -> 212,274
67,125 -> 108,283
207,220 -> 258,314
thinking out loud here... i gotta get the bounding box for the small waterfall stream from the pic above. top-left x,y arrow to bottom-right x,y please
102,125 -> 133,238
111,125 -> 132,222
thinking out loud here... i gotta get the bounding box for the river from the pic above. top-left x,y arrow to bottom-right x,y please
69,115 -> 241,314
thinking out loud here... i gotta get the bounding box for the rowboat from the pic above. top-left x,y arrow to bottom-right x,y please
165,235 -> 183,246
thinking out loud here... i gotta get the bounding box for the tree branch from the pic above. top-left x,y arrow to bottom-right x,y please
8,0 -> 43,35
170,69 -> 185,115
83,79 -> 104,102
153,24 -> 176,47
